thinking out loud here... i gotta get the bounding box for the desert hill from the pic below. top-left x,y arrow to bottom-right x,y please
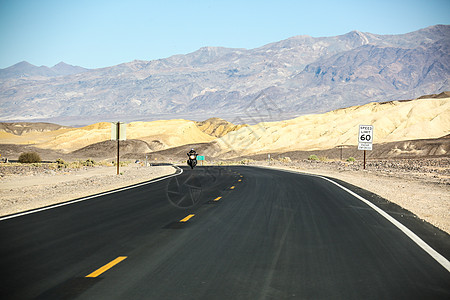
195,118 -> 247,137
0,95 -> 449,161
208,96 -> 450,158
34,120 -> 217,152
417,91 -> 450,99
0,118 -> 243,156
121,142 -> 214,161
0,126 -> 73,146
71,139 -> 153,158
241,135 -> 450,162
0,122 -> 71,135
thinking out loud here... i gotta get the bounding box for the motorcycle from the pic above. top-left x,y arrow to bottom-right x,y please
187,153 -> 197,169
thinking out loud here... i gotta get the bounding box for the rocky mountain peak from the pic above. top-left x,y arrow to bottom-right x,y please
0,25 -> 448,125
0,61 -> 87,79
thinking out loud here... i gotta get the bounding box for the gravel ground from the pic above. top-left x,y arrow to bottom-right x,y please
252,158 -> 449,234
0,163 -> 175,217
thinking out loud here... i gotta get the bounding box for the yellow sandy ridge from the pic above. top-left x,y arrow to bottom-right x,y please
215,97 -> 450,155
1,97 -> 448,155
0,120 -> 216,153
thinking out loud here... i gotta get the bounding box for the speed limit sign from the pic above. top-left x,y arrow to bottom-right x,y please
358,125 -> 373,150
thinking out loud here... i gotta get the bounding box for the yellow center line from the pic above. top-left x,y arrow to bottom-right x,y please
230,186 -> 235,190
214,196 -> 222,201
86,256 -> 127,278
238,179 -> 242,182
179,214 -> 195,222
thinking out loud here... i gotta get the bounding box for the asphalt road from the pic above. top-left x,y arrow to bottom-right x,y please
0,166 -> 449,299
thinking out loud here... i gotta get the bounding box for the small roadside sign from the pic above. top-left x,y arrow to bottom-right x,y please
197,155 -> 205,161
358,143 -> 372,151
358,125 -> 373,151
358,125 -> 373,169
111,122 -> 126,141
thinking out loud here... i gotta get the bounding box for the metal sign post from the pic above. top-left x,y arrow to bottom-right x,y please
363,149 -> 366,169
337,145 -> 344,161
111,122 -> 126,175
358,125 -> 373,169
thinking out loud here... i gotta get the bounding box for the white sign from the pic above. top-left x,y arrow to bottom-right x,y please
358,143 -> 372,151
111,122 -> 126,141
358,125 -> 373,151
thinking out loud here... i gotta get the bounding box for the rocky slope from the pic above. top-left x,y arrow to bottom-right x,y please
195,118 -> 247,137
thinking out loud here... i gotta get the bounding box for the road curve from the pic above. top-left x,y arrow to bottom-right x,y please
0,166 -> 449,299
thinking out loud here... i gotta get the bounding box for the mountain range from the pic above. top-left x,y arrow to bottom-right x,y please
0,61 -> 89,79
0,25 -> 449,125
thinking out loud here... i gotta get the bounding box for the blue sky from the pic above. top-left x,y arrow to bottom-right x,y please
0,0 -> 449,69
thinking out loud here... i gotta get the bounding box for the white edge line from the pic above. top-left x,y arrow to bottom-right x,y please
0,166 -> 183,222
251,165 -> 450,272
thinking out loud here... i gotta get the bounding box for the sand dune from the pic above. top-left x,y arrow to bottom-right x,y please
214,97 -> 450,156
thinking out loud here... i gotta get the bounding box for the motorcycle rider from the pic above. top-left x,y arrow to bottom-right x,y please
187,148 -> 198,169
187,148 -> 197,158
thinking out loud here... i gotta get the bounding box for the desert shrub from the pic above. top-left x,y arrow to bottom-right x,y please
347,157 -> 356,162
113,161 -> 129,167
83,158 -> 96,167
238,159 -> 251,165
278,157 -> 292,163
18,152 -> 41,163
96,160 -> 112,166
319,156 -> 329,161
70,161 -> 83,169
308,154 -> 319,161
56,158 -> 68,168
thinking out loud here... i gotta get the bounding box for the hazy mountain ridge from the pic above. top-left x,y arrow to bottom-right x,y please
291,39 -> 450,109
0,25 -> 448,124
0,61 -> 89,79
0,122 -> 71,135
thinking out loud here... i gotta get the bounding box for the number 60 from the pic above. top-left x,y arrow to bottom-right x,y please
360,134 -> 371,141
